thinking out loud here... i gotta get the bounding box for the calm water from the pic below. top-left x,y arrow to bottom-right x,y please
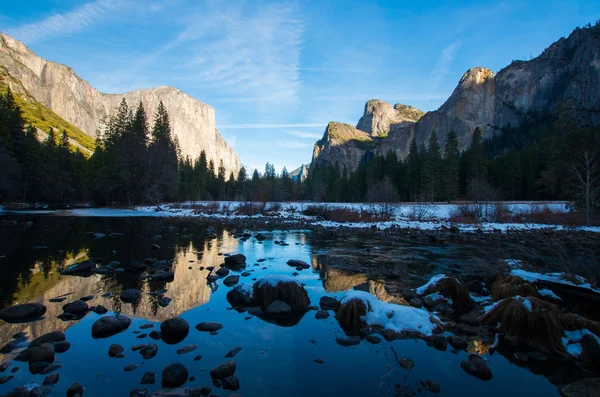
0,216 -> 561,396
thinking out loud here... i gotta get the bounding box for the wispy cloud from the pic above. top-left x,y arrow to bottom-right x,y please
287,131 -> 322,139
429,40 -> 462,92
314,94 -> 447,101
276,140 -> 313,149
171,1 -> 305,104
6,0 -> 125,43
217,123 -> 326,129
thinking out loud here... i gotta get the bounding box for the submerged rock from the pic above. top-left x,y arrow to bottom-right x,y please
319,296 -> 340,311
315,310 -> 330,320
121,289 -> 141,303
210,361 -> 236,379
265,300 -> 291,316
61,259 -> 96,275
287,259 -> 310,269
141,372 -> 156,384
162,363 -> 189,387
226,286 -> 253,307
223,376 -> 239,391
0,303 -> 46,323
29,331 -> 65,347
560,378 -> 600,397
448,336 -> 468,351
66,382 -> 84,397
335,336 -> 361,347
460,354 -> 492,380
140,344 -> 159,360
224,254 -> 246,267
108,344 -> 125,358
62,300 -> 89,315
177,344 -> 198,355
223,275 -> 240,287
195,322 -> 223,332
224,347 -> 242,358
54,341 -> 71,353
42,373 -> 59,386
92,315 -> 132,338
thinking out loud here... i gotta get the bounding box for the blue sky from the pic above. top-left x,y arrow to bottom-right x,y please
1,0 -> 599,173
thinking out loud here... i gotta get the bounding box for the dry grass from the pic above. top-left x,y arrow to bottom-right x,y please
559,313 -> 600,337
425,277 -> 475,315
491,275 -> 539,301
169,202 -> 222,213
448,203 -> 481,223
481,296 -> 565,354
301,205 -> 390,223
252,280 -> 310,312
236,202 -> 267,216
336,298 -> 368,336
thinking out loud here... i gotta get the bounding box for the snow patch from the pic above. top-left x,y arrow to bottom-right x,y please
257,275 -> 301,287
510,270 -> 599,293
416,274 -> 447,295
537,288 -> 562,301
341,290 -> 438,336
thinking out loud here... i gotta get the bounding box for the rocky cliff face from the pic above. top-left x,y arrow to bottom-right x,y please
311,24 -> 600,172
356,99 -> 424,137
0,33 -> 241,174
289,164 -> 310,182
311,122 -> 375,171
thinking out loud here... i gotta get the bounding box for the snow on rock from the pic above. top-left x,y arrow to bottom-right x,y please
257,275 -> 302,287
537,288 -> 562,301
341,290 -> 438,336
510,270 -> 600,293
416,274 -> 448,295
566,343 -> 582,356
483,296 -> 531,314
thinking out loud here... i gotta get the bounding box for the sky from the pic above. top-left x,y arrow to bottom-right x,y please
1,0 -> 599,173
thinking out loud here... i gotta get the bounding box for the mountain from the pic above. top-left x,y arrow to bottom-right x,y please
290,164 -> 310,182
312,24 -> 600,172
0,33 -> 241,174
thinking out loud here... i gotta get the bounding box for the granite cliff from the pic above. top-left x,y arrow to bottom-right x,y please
0,33 -> 241,174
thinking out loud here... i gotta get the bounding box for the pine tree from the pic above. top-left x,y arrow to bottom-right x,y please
424,130 -> 442,201
217,159 -> 226,200
148,101 -> 179,202
407,137 -> 421,201
442,130 -> 460,201
236,167 -> 247,200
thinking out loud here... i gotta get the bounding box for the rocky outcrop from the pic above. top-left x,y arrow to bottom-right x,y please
289,164 -> 310,182
356,100 -> 423,137
0,33 -> 241,174
311,122 -> 376,172
311,24 -> 600,172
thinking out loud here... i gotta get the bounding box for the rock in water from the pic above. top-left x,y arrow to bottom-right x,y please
287,259 -> 310,269
161,318 -> 190,344
319,296 -> 340,311
0,303 -> 46,323
42,373 -> 59,386
223,376 -> 239,391
140,344 -> 159,360
29,331 -> 65,347
162,363 -> 189,387
108,344 -> 125,358
265,300 -> 291,316
61,259 -> 96,275
315,310 -> 330,320
121,289 -> 141,303
224,347 -> 242,358
210,361 -> 236,379
141,372 -> 156,384
54,341 -> 71,353
66,382 -> 84,397
223,275 -> 240,287
335,336 -> 361,347
460,354 -> 492,380
176,344 -> 198,355
195,322 -> 223,332
62,300 -> 89,315
224,254 -> 246,267
92,315 -> 132,338
560,378 -> 600,397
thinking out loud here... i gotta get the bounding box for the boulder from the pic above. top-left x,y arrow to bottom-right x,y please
0,303 -> 46,323
29,331 -> 65,347
66,382 -> 84,397
161,318 -> 189,345
265,300 -> 291,316
62,300 -> 89,315
223,275 -> 240,287
162,363 -> 189,388
61,259 -> 96,275
195,322 -> 223,332
140,344 -> 159,360
224,254 -> 246,267
560,378 -> 600,397
92,315 -> 132,338
287,259 -> 310,269
460,354 -> 492,380
319,296 -> 340,311
121,289 -> 141,303
210,361 -> 236,379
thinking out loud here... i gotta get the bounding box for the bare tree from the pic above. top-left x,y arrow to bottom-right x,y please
568,149 -> 599,226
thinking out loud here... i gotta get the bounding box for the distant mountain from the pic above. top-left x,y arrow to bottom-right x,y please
289,164 -> 309,182
0,33 -> 241,174
312,24 -> 600,172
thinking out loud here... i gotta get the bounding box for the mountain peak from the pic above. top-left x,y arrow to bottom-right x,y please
356,99 -> 423,137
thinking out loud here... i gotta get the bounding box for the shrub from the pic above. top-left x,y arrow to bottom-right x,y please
491,275 -> 539,301
424,277 -> 475,315
235,202 -> 266,216
336,298 -> 367,336
448,203 -> 481,223
301,205 -> 390,223
407,203 -> 438,221
266,202 -> 283,212
480,296 -> 565,354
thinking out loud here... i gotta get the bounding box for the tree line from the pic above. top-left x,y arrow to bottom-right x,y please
1,86 -> 598,222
